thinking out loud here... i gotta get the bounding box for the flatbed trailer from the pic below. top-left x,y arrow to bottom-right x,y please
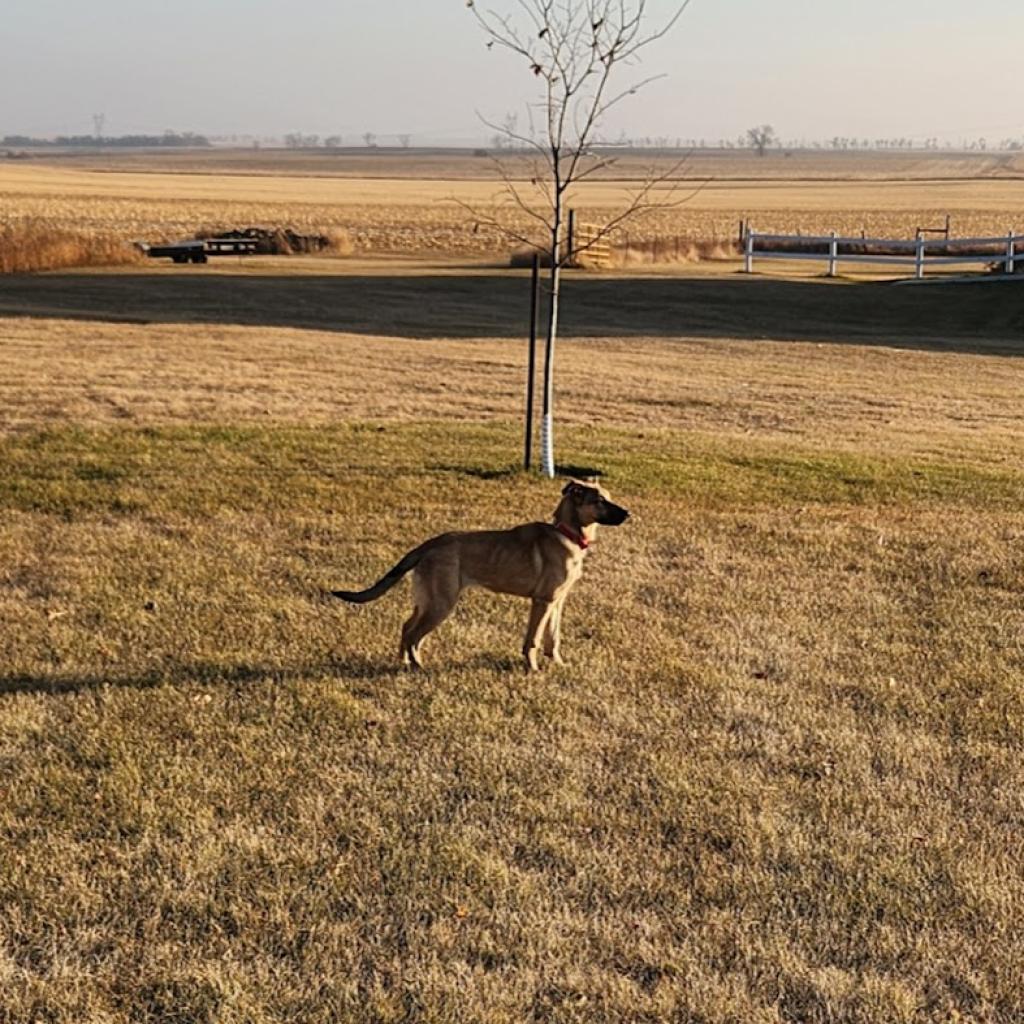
140,237 -> 260,263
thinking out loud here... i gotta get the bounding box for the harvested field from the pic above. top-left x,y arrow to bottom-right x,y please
16,145 -> 1024,182
2,153 -> 1022,263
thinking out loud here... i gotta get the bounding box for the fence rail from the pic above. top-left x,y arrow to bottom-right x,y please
744,230 -> 1022,280
572,223 -> 613,269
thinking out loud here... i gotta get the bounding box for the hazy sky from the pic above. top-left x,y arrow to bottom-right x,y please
3,0 -> 1022,144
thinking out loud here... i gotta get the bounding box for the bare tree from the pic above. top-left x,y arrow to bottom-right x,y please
465,0 -> 692,477
284,132 -> 320,149
398,133 -> 412,149
363,132 -> 377,148
490,113 -> 520,151
746,124 -> 776,157
92,113 -> 106,141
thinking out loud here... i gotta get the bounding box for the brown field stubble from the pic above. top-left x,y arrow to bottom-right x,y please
2,154 -> 1023,267
1,258 -> 1024,1021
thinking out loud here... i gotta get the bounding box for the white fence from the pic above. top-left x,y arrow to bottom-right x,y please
744,230 -> 1022,280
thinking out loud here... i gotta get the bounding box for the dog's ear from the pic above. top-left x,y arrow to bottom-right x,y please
561,480 -> 578,496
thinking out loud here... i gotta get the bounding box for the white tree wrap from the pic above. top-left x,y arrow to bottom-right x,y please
541,413 -> 555,479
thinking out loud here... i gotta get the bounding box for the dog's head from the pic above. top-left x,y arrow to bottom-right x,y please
561,480 -> 630,526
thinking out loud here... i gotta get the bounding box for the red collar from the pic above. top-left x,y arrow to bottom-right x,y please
556,523 -> 589,550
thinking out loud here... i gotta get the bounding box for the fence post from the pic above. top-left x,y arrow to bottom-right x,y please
828,231 -> 838,278
744,229 -> 755,273
1006,231 -> 1016,276
914,236 -> 925,280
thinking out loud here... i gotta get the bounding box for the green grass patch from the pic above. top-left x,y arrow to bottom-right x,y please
1,421 -> 1020,518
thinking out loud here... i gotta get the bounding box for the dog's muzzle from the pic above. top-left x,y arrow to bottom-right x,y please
602,505 -> 630,526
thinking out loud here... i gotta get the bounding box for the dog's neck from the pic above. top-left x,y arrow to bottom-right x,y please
552,497 -> 596,550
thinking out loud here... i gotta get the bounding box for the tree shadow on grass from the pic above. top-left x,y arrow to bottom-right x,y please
428,463 -> 524,480
1,269 -> 1021,355
428,462 -> 604,480
557,464 -> 604,479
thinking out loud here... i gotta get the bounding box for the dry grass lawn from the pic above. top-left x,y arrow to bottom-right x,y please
2,262 -> 1024,1022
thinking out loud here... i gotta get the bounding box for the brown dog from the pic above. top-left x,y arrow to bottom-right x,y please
332,481 -> 629,670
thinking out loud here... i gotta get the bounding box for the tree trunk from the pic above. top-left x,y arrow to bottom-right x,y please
540,258 -> 560,478
540,209 -> 561,479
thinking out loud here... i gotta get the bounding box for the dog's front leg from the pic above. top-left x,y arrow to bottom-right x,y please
543,599 -> 565,665
523,598 -> 554,672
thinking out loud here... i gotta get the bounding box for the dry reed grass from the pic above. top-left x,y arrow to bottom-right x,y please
323,227 -> 355,256
0,218 -> 351,275
0,219 -> 141,274
614,237 -> 740,266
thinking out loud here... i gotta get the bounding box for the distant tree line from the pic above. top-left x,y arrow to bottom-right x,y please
5,127 -> 1019,154
283,133 -> 413,149
486,128 -> 1024,154
587,133 -> 1024,154
1,132 -> 210,148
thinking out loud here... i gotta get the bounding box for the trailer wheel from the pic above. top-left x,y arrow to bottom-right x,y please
172,254 -> 188,264
191,253 -> 208,264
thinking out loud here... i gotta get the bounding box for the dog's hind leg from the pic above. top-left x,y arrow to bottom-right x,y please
402,570 -> 457,669
400,574 -> 428,667
400,606 -> 424,667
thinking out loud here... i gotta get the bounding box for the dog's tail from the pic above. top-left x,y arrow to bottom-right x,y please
330,541 -> 432,604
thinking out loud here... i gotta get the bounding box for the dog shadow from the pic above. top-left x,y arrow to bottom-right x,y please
0,653 -> 401,697
0,645 -> 583,696
459,653 -> 523,673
